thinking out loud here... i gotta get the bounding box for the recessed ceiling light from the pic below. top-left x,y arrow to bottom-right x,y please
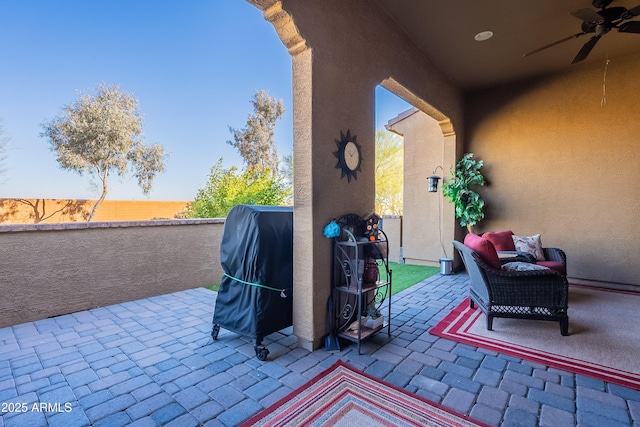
474,31 -> 493,41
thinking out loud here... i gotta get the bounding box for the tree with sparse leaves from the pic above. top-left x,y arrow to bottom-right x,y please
40,84 -> 166,221
185,90 -> 290,219
227,90 -> 284,176
280,153 -> 293,205
375,130 -> 403,215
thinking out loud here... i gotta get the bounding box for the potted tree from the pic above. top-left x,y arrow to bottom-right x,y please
442,153 -> 486,234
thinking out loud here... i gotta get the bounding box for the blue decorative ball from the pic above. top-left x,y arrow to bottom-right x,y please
323,221 -> 340,238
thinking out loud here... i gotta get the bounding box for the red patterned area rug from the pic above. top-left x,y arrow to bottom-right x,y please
430,285 -> 640,390
241,360 -> 490,427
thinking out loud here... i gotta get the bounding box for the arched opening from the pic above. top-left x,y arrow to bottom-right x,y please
374,85 -> 408,218
377,80 -> 456,267
374,86 -> 408,266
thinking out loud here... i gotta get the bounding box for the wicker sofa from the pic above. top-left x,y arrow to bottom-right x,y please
453,237 -> 569,336
483,230 -> 567,274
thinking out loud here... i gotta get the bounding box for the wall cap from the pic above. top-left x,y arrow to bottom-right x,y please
0,218 -> 225,233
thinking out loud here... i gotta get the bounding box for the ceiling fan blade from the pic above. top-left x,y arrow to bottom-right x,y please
571,8 -> 603,22
618,20 -> 640,33
627,4 -> 640,16
571,35 -> 601,64
522,33 -> 585,58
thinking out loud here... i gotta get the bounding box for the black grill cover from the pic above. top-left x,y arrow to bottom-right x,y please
213,205 -> 293,342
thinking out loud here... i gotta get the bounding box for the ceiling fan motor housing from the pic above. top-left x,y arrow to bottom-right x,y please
599,6 -> 628,22
592,0 -> 613,9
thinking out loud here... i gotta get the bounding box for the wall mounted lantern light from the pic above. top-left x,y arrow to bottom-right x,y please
427,166 -> 444,193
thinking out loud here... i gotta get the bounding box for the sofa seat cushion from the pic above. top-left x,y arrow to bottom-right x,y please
502,261 -> 550,272
483,230 -> 515,251
464,233 -> 501,270
537,260 -> 566,274
512,234 -> 545,261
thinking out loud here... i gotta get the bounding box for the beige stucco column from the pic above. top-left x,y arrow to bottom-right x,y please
249,0 -> 464,349
251,0 -> 378,350
247,1 -> 358,350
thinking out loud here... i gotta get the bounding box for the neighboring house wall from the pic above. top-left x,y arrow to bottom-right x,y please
0,220 -> 224,328
0,199 -> 189,224
466,53 -> 640,288
380,215 -> 402,264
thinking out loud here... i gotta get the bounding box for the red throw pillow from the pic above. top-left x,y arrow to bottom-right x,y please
464,233 -> 501,270
483,230 -> 515,251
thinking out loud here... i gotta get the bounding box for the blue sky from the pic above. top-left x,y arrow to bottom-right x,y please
0,0 -> 410,201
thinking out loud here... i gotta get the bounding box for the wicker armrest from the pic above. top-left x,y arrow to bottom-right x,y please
543,247 -> 566,264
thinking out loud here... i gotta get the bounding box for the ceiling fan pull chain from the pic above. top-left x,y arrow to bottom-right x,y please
601,57 -> 610,107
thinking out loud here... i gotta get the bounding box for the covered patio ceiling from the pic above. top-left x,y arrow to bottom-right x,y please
374,0 -> 640,90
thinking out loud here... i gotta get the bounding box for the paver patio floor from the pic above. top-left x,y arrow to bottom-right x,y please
1,273 -> 639,426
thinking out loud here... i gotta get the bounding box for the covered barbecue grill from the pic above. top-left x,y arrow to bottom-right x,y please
211,205 -> 293,360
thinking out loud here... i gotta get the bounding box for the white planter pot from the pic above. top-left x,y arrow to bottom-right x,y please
365,315 -> 384,329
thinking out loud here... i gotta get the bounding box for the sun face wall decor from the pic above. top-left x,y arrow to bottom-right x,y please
333,130 -> 362,182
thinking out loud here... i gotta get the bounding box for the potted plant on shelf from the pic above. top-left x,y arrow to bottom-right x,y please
364,308 -> 384,329
442,153 -> 486,234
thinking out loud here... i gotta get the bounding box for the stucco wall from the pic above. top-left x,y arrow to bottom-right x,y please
466,53 -> 640,287
0,220 -> 225,328
259,0 -> 464,349
380,216 -> 402,264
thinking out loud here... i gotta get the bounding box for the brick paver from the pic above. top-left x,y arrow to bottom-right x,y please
0,276 -> 638,426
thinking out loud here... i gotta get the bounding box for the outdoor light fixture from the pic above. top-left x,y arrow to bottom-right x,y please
427,166 -> 444,193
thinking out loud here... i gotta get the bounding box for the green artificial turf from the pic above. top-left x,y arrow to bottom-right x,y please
205,262 -> 439,296
384,262 -> 440,295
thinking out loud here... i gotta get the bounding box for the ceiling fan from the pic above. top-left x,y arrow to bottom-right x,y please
523,0 -> 640,63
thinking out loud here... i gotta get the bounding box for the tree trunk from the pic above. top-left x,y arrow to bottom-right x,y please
88,178 -> 108,221
88,195 -> 105,222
